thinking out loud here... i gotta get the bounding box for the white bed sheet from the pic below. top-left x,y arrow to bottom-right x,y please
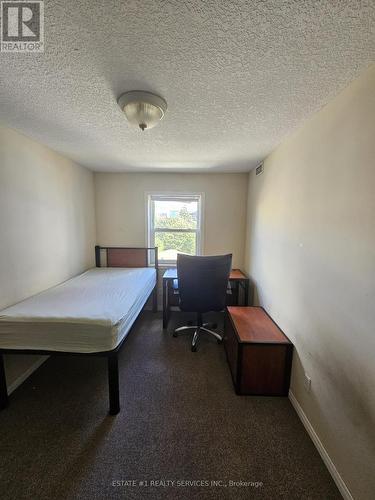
0,267 -> 156,353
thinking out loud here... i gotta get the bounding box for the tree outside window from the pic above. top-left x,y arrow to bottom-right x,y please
147,194 -> 203,264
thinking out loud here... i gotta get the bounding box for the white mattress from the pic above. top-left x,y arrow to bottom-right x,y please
0,267 -> 156,353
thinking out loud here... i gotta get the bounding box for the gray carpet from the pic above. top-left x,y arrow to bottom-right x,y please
0,311 -> 340,500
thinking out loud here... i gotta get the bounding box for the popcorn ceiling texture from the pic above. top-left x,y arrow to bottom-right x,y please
0,0 -> 374,172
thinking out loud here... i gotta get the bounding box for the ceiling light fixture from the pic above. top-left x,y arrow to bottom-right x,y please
118,91 -> 167,131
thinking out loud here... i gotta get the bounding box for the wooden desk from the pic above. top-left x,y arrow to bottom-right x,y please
162,268 -> 249,329
224,307 -> 293,396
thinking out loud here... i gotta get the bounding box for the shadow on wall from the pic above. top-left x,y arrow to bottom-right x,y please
248,278 -> 258,306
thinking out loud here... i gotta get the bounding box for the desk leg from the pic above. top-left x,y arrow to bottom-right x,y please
0,354 -> 9,410
234,282 -> 240,305
108,354 -> 120,416
244,280 -> 250,306
163,279 -> 169,329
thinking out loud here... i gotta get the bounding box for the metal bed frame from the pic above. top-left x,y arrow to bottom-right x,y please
0,246 -> 158,416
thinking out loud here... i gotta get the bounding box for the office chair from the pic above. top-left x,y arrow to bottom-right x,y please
173,253 -> 232,352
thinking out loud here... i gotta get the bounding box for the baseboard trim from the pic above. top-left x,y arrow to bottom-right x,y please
7,357 -> 47,395
288,390 -> 353,500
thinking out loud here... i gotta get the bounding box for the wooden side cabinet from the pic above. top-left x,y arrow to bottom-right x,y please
224,306 -> 293,396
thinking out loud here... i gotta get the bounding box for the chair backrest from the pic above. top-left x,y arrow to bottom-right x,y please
177,253 -> 232,313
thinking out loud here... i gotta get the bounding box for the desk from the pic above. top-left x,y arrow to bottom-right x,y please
162,268 -> 249,329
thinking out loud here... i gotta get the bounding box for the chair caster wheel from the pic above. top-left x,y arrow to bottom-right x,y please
173,332 -> 178,338
191,345 -> 197,352
217,338 -> 223,344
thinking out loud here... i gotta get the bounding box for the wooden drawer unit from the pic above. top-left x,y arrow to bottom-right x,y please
224,307 -> 293,396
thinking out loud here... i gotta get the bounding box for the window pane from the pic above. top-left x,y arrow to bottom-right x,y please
154,199 -> 198,229
155,231 -> 196,261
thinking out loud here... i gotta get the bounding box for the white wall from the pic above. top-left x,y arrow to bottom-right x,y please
95,173 -> 248,269
0,127 -> 96,389
245,65 -> 375,500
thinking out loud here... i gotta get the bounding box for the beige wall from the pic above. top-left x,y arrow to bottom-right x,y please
95,173 -> 248,269
245,65 -> 375,500
0,127 -> 96,388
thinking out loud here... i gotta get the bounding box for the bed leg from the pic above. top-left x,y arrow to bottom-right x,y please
108,353 -> 120,415
152,285 -> 158,313
0,354 -> 9,410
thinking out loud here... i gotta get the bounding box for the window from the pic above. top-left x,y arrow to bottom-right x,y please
147,193 -> 203,264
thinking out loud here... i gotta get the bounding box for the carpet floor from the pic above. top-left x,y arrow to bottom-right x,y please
0,311 -> 340,500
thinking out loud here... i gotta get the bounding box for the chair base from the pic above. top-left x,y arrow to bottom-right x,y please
174,317 -> 223,352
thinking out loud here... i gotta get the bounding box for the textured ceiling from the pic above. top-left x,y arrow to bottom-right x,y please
0,0 -> 374,172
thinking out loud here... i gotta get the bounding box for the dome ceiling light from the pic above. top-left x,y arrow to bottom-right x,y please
118,91 -> 167,131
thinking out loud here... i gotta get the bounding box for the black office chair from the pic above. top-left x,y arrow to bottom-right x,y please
173,253 -> 232,352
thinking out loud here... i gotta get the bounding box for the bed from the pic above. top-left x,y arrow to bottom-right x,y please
0,246 -> 158,415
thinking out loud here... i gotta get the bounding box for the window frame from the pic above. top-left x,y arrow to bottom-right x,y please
146,192 -> 204,266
